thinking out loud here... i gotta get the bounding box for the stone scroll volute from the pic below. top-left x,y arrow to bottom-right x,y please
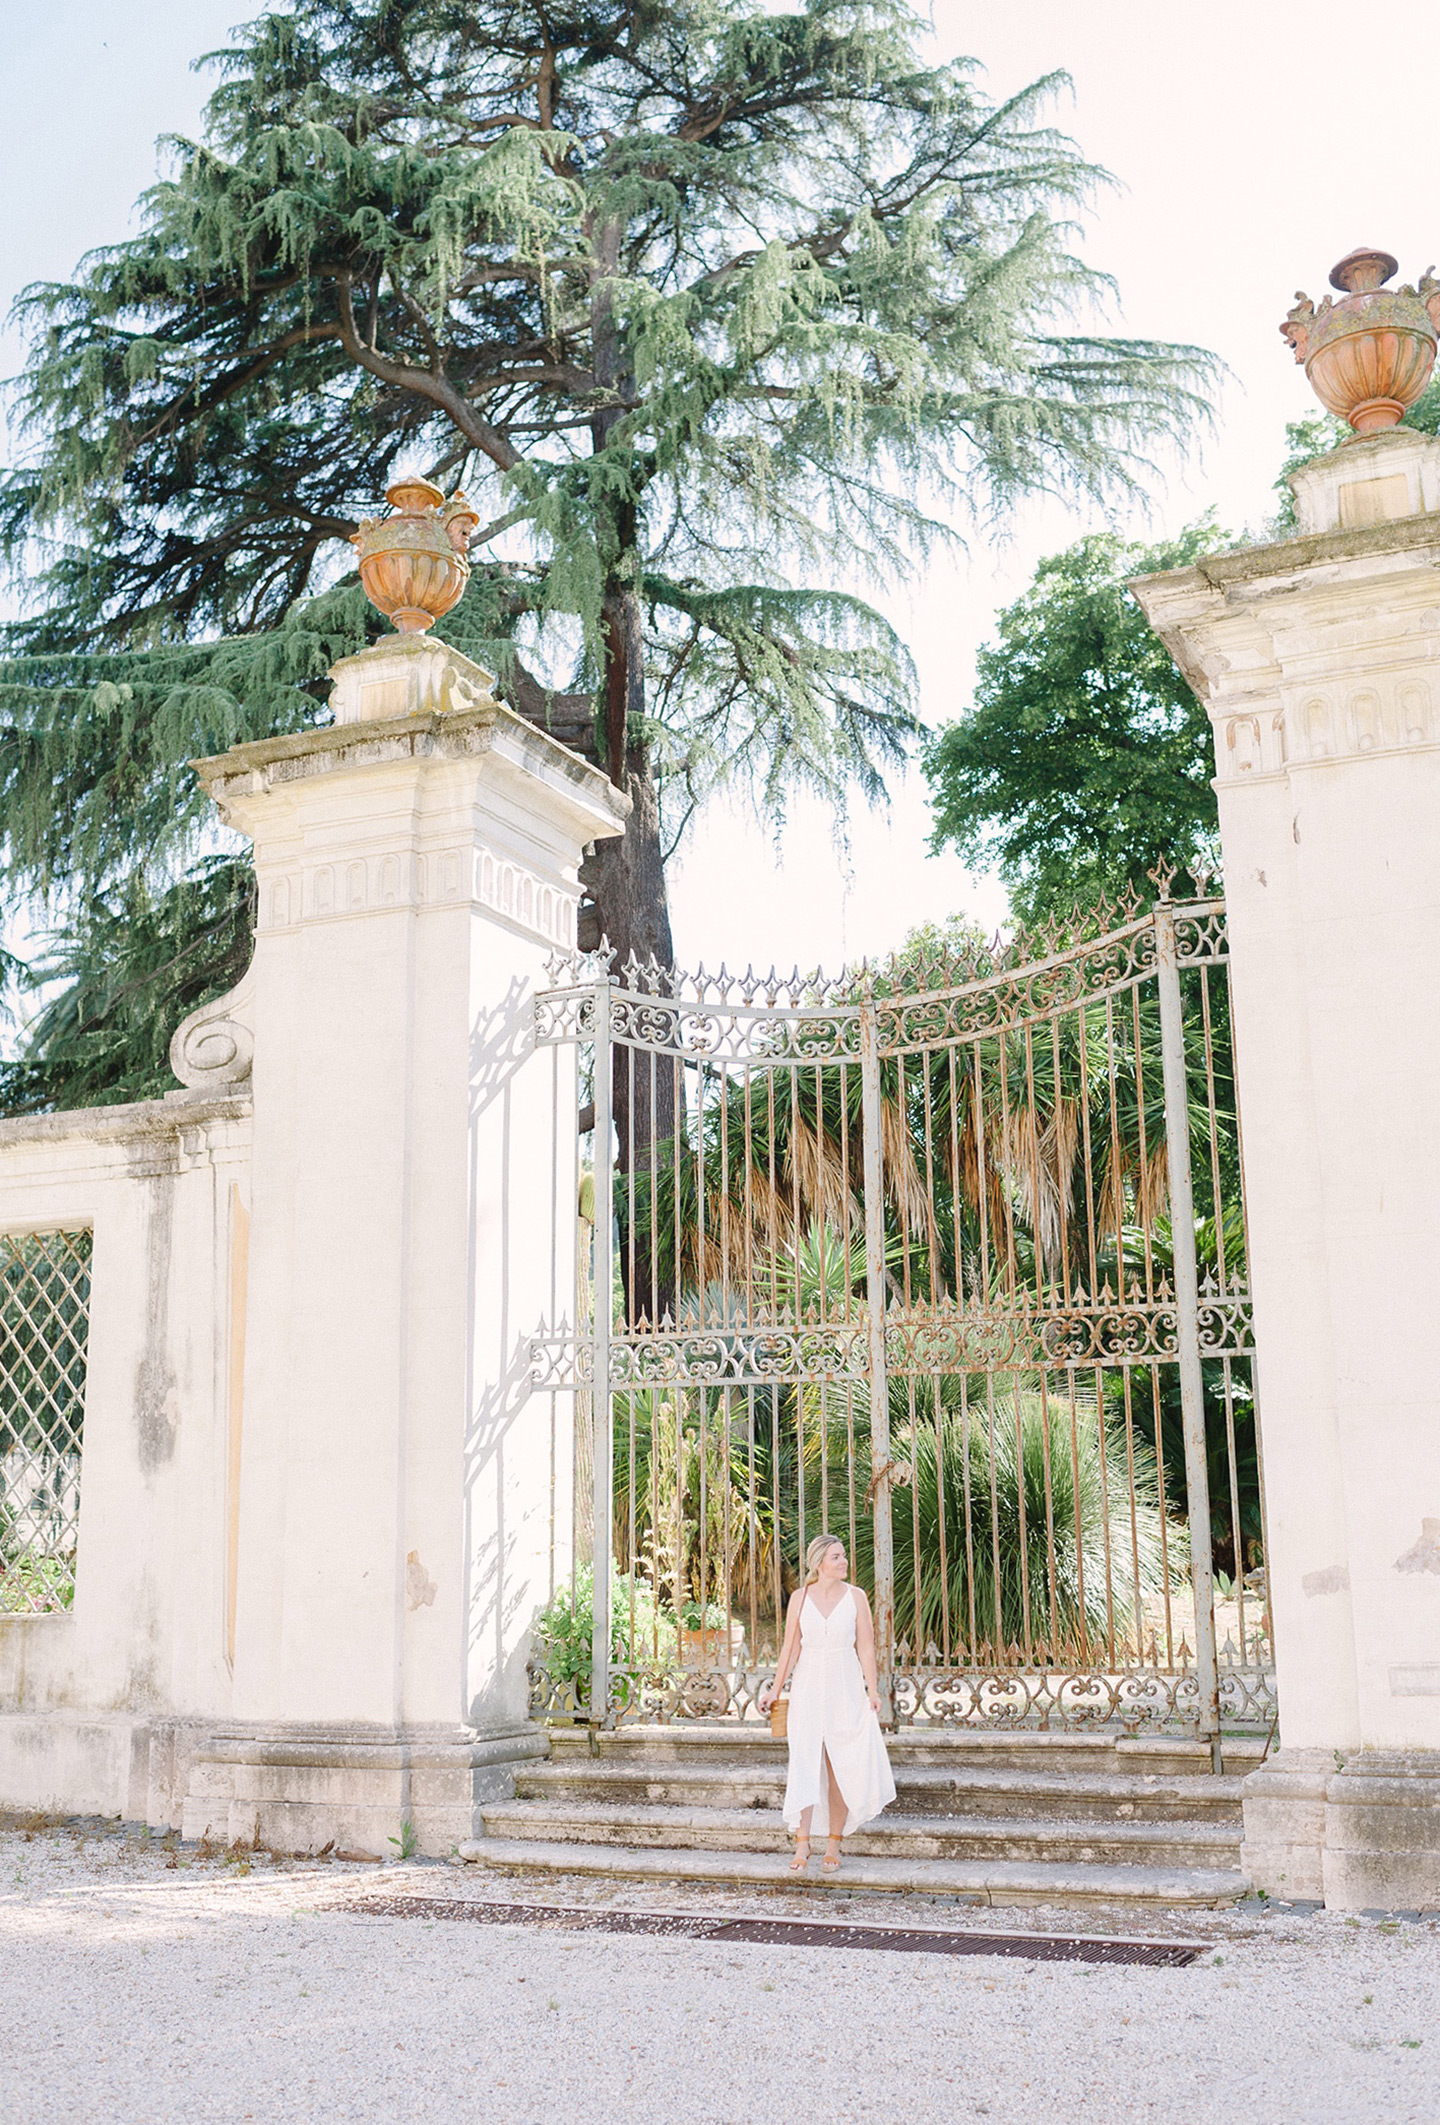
168,969 -> 256,1092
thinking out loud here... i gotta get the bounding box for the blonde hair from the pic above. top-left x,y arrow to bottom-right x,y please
804,1534 -> 845,1586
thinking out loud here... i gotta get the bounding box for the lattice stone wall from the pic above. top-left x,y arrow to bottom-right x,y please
0,1229 -> 92,1614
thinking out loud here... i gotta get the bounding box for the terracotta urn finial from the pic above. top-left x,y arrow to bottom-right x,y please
1281,250 -> 1440,435
352,476 -> 478,632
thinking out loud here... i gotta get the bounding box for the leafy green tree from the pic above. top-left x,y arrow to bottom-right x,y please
1,0 -> 1211,1114
922,521 -> 1229,921
924,381 -> 1440,925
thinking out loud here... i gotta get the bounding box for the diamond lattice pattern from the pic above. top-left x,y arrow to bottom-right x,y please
1,1229 -> 92,1614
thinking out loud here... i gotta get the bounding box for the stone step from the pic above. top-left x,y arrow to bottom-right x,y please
545,1722 -> 1267,1780
517,1757 -> 1246,1824
481,1799 -> 1238,1871
457,1834 -> 1249,1910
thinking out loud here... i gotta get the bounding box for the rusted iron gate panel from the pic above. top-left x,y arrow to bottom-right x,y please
530,883 -> 1274,1740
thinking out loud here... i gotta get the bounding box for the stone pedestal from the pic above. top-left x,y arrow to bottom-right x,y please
181,1722 -> 550,1858
1235,1749 -> 1331,1903
178,638 -> 627,1855
1324,1752 -> 1440,1911
1133,428 -> 1440,1909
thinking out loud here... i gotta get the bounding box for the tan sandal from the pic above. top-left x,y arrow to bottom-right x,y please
822,1837 -> 842,1872
790,1836 -> 811,1872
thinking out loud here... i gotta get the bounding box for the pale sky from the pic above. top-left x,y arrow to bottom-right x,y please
3,2 -> 1439,974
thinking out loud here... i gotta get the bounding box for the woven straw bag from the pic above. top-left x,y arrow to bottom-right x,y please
768,1694 -> 789,1740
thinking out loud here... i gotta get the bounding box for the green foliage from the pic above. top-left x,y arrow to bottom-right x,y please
533,1563 -> 680,1691
1,1 -> 1214,1112
0,858 -> 254,1113
627,967 -> 1228,1331
0,1552 -> 76,1614
0,1231 -> 91,1460
594,1363 -> 1184,1671
0,588 -> 370,903
4,3 -> 1212,658
878,1380 -> 1181,1659
1111,1208 -> 1261,1574
923,384 -> 1440,920
612,936 -> 1260,1644
387,1819 -> 419,1861
922,521 -> 1229,921
0,1229 -> 90,1611
612,1387 -> 786,1625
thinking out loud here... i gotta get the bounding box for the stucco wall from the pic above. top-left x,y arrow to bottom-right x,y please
0,1093 -> 250,1822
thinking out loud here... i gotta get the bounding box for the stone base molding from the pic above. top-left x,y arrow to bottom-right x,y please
1243,1748 -> 1440,1909
1322,1750 -> 1440,1912
0,1713 -> 216,1831
180,1722 -> 550,1859
1239,1750 -> 1331,1901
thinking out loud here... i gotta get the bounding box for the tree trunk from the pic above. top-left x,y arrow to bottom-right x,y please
590,219 -> 679,1325
582,735 -> 678,1328
499,622 -> 678,1326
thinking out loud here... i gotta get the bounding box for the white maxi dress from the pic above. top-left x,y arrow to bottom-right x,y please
782,1586 -> 896,1837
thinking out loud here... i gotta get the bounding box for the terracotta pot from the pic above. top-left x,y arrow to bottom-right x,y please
678,1621 -> 746,1664
1281,249 -> 1440,436
353,476 -> 475,632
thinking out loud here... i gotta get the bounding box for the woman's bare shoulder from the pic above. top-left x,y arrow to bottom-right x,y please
850,1583 -> 873,1613
786,1586 -> 806,1614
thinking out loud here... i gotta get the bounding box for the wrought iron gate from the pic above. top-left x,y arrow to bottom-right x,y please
530,872 -> 1274,1743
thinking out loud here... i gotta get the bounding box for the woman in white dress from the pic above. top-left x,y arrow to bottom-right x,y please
759,1533 -> 896,1873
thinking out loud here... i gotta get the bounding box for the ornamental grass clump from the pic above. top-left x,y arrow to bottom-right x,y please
886,1379 -> 1184,1665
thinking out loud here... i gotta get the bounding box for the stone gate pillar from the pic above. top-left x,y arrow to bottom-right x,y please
180,632 -> 627,1856
1132,425 -> 1440,1907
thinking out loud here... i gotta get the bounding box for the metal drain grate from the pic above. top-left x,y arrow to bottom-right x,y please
344,1896 -> 1204,1967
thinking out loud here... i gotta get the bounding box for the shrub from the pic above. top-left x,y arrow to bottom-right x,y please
885,1379 -> 1184,1663
533,1565 -> 678,1693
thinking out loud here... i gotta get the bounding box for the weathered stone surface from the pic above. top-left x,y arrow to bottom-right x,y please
1324,1750 -> 1440,1910
1239,1750 -> 1330,1901
1134,443 -> 1440,1909
455,1836 -> 1248,1910
0,1101 -> 251,1821
180,1722 -> 550,1858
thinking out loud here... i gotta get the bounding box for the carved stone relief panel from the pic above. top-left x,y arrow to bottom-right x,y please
1224,715 -> 1264,774
1347,690 -> 1385,752
1303,697 -> 1335,760
1398,682 -> 1434,742
255,849 -> 576,947
1272,678 -> 1440,769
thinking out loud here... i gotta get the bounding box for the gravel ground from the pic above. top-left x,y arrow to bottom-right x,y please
3,1821 -> 1439,2124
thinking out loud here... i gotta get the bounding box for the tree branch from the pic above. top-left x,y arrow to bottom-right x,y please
335,275 -> 523,472
133,323 -> 346,447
